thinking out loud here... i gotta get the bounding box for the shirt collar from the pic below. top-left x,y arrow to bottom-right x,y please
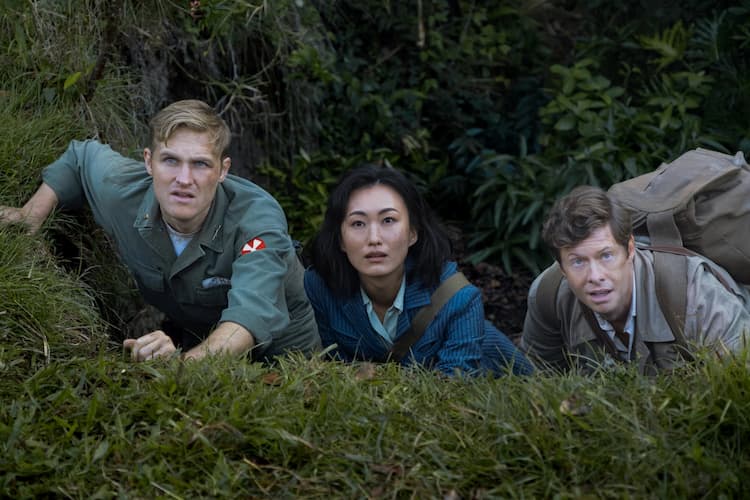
360,274 -> 406,313
360,275 -> 406,344
134,184 -> 227,254
594,271 -> 637,351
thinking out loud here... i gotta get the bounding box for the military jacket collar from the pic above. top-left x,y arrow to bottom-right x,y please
133,185 -> 228,276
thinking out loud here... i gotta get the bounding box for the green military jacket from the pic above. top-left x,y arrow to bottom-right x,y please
42,140 -> 320,359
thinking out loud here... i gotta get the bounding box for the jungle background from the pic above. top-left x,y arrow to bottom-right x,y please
2,0 -> 750,498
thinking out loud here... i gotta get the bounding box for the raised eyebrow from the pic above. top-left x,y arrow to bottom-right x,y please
565,253 -> 586,264
158,150 -> 214,164
346,207 -> 399,218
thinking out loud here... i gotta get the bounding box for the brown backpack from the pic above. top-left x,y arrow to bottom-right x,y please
608,147 -> 750,284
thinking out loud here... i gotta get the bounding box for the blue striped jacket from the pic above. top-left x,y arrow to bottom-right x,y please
303,261 -> 533,376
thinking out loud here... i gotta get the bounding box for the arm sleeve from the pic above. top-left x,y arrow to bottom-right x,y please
42,140 -> 127,209
303,269 -> 350,361
519,271 -> 570,371
219,226 -> 295,355
41,139 -> 143,231
430,285 -> 485,376
686,261 -> 750,355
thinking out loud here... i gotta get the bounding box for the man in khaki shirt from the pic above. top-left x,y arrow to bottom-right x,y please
521,186 -> 750,374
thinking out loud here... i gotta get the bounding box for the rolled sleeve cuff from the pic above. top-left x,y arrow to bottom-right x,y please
219,306 -> 288,357
42,162 -> 84,210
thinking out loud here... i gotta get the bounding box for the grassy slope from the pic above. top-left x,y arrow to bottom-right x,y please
1,352 -> 749,498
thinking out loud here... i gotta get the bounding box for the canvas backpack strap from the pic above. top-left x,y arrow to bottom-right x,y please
632,244 -> 715,364
645,212 -> 683,247
646,244 -> 736,292
648,249 -> 694,362
389,272 -> 470,362
534,263 -> 565,329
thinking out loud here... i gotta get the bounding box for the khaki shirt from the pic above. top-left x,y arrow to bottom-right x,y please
42,140 -> 320,359
521,248 -> 750,374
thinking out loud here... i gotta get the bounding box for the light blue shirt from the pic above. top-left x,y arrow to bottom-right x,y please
165,222 -> 196,257
360,276 -> 406,345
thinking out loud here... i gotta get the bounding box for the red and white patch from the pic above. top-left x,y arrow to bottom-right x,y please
240,237 -> 266,255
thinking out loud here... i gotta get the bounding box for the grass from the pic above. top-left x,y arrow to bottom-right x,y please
0,227 -> 107,368
1,346 -> 749,498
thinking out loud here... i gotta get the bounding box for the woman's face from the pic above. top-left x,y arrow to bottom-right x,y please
340,184 -> 418,285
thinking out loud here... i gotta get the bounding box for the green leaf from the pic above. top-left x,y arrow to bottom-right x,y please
63,72 -> 82,90
92,439 -> 109,462
554,115 -> 576,132
521,199 -> 542,226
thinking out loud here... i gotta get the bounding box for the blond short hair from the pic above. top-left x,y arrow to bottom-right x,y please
148,99 -> 232,158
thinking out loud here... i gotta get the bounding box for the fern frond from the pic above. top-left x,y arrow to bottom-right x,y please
638,21 -> 689,72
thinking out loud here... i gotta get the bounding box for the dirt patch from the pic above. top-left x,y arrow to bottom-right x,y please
459,259 -> 534,342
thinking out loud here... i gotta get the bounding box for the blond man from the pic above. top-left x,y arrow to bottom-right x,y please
1,100 -> 319,362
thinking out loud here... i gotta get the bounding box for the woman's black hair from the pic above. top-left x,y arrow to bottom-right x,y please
309,163 -> 452,297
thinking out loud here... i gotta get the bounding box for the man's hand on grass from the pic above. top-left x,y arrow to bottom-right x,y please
0,183 -> 59,234
123,331 -> 178,362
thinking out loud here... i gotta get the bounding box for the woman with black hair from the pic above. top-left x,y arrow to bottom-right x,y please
303,163 -> 533,376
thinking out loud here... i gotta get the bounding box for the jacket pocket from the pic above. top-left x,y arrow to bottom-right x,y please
194,285 -> 230,307
132,264 -> 165,293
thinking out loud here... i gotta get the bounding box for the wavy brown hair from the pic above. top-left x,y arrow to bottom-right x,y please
542,185 -> 632,262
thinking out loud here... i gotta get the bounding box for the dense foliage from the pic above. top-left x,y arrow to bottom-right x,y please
4,1 -> 748,271
447,2 -> 750,272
